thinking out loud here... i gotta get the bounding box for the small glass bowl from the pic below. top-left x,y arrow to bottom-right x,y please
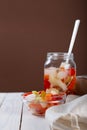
22,92 -> 66,116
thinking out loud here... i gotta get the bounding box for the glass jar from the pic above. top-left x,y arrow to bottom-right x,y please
44,52 -> 76,94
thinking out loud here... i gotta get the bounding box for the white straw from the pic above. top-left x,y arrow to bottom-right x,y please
66,19 -> 80,63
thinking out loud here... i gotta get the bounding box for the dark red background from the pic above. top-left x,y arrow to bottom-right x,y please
0,0 -> 87,91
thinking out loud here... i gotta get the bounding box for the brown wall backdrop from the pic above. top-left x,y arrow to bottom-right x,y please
0,0 -> 87,92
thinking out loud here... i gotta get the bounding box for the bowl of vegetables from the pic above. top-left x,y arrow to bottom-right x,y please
22,88 -> 66,116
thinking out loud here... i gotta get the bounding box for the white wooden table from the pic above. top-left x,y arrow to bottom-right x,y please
0,93 -> 50,130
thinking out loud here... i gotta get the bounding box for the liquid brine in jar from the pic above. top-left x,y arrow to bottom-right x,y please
44,52 -> 76,94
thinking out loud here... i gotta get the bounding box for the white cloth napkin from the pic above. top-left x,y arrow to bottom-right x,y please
45,94 -> 87,130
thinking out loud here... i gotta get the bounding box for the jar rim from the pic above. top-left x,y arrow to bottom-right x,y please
47,52 -> 74,59
47,52 -> 73,56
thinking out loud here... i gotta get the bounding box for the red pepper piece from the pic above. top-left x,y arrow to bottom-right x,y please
69,68 -> 76,76
23,92 -> 32,97
68,76 -> 76,91
44,75 -> 50,90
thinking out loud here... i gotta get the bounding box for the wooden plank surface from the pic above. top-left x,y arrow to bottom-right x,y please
0,93 -> 7,107
21,105 -> 50,130
0,93 -> 50,130
0,93 -> 23,130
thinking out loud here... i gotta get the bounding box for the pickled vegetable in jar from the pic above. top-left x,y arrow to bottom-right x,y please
44,52 -> 76,94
